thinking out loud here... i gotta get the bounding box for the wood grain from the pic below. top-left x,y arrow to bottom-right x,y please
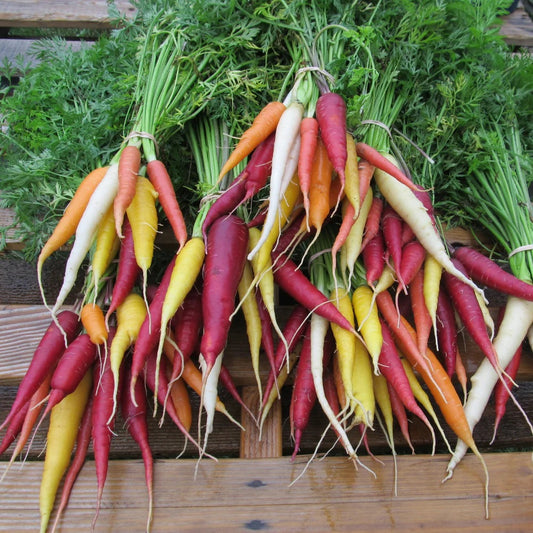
1,452 -> 531,532
0,0 -> 136,29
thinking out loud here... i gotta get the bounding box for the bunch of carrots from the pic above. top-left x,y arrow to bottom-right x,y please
1,4 -> 533,532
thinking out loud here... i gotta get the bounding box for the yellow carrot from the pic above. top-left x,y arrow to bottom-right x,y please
39,369 -> 93,533
126,176 -> 159,304
423,253 -> 442,346
352,284 -> 382,374
237,260 -> 263,404
351,336 -> 375,428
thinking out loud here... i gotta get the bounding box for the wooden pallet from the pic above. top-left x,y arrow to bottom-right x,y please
1,2 -> 533,531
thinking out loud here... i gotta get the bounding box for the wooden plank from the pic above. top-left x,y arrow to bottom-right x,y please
1,452 -> 531,531
0,0 -> 136,29
501,5 -> 533,47
2,305 -> 532,386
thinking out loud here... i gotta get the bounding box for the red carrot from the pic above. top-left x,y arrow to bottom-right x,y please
378,318 -> 435,441
435,286 -> 459,378
262,304 -> 309,408
146,159 -> 188,249
355,142 -> 419,191
272,252 -> 356,334
105,217 -> 141,325
169,283 -> 203,384
454,245 -> 533,301
0,400 -> 29,455
387,381 -> 414,453
362,228 -> 385,287
44,333 -> 98,416
200,215 -> 249,375
91,336 -> 117,528
256,291 -> 278,378
0,310 -> 80,432
398,240 -> 426,288
382,205 -> 404,289
121,361 -> 153,530
129,255 -> 177,393
241,131 -> 276,203
316,92 -> 347,196
443,258 -> 500,371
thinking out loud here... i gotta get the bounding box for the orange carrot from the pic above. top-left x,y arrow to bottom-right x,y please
145,159 -> 187,249
115,145 -> 142,238
298,116 -> 319,225
357,157 -> 375,205
307,137 -> 333,234
218,101 -> 286,181
80,303 -> 108,346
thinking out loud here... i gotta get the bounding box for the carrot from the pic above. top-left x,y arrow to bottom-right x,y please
105,217 -> 141,326
256,291 -> 278,387
121,361 -> 154,530
272,252 -> 356,334
362,229 -> 385,288
454,245 -> 533,300
146,159 -> 188,249
359,196 -> 383,253
217,100 -> 286,181
352,284 -> 382,374
307,136 -> 333,234
435,286 -> 459,378
168,375 -> 193,434
339,187 -> 373,286
43,333 -> 98,416
115,144 -> 142,238
237,261 -> 263,402
80,303 -> 108,346
382,205 -> 405,289
387,381 -> 414,453
355,142 -> 418,191
448,296 -> 533,477
261,304 -> 308,412
343,133 -> 360,217
409,269 -> 433,359
91,204 -> 120,297
247,101 -> 303,261
37,166 -> 108,307
443,259 -> 501,372
39,369 -> 93,533
0,310 -> 80,433
168,283 -> 203,384
309,313 -> 357,460
199,214 -> 249,441
350,334 -> 375,428
373,160 -> 482,296
331,200 -> 356,279
329,286 -> 357,406
298,116 -> 319,223
50,394 -> 93,533
109,292 -> 147,420
154,238 -> 205,405
357,157 -> 376,208
399,240 -> 426,288
91,343 -> 117,528
241,131 -> 276,204
0,399 -> 29,456
316,92 -> 347,200
491,339 -> 522,444
51,163 -> 120,317
423,253 -> 442,346
128,255 -> 177,405
126,175 -> 159,304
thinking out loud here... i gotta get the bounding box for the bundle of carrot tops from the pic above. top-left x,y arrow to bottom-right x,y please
0,0 -> 532,530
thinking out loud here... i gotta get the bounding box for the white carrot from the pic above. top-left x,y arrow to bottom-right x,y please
373,160 -> 483,297
446,296 -> 533,476
247,101 -> 303,261
309,313 -> 357,461
51,163 -> 119,316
